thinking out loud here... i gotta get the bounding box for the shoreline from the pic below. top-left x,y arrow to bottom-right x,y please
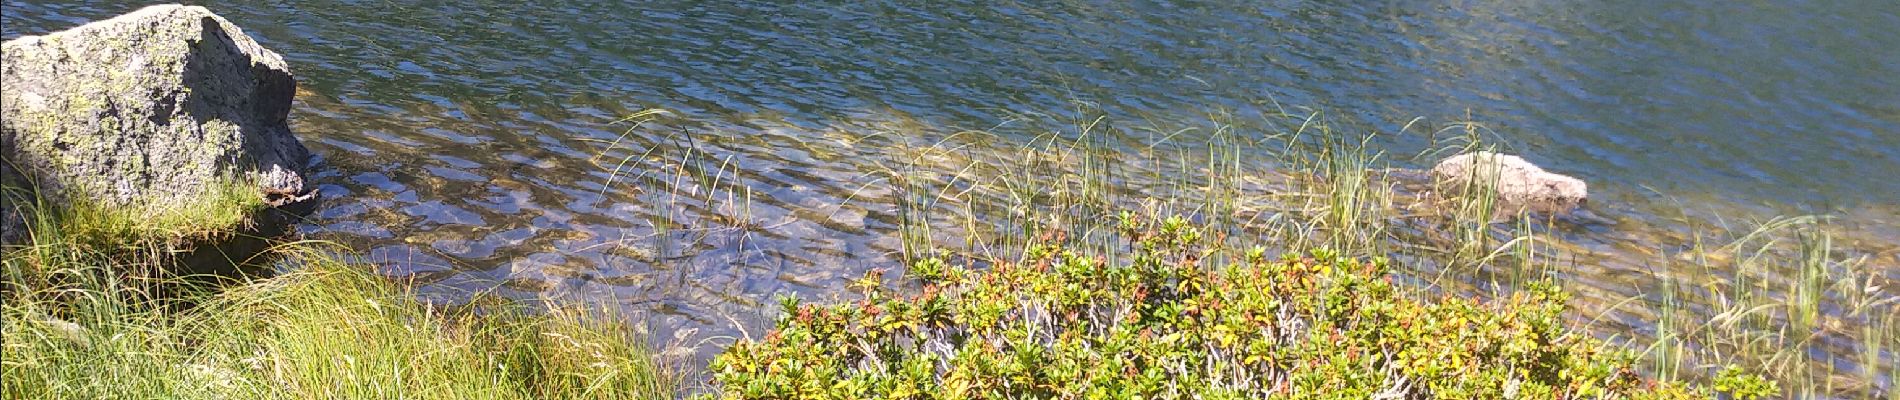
4,4 -> 1895,399
9,118 -> 1892,397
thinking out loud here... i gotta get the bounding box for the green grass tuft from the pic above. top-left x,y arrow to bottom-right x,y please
1,186 -> 675,399
2,248 -> 675,399
13,178 -> 269,249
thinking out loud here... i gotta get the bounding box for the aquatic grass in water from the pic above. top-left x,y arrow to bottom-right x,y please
1632,216 -> 1898,397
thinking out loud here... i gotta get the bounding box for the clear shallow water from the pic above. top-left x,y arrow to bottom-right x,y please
6,0 -> 1897,391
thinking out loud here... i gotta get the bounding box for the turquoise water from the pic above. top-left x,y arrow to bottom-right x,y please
6,0 -> 1896,391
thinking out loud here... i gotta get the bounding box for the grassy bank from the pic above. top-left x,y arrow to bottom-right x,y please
0,189 -> 673,399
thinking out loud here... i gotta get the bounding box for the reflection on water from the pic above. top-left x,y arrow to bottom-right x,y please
5,0 -> 1896,393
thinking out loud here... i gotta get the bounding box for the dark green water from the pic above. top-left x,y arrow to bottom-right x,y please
6,0 -> 1896,391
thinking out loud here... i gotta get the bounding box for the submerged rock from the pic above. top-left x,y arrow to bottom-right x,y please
1429,151 -> 1588,215
1,5 -> 315,246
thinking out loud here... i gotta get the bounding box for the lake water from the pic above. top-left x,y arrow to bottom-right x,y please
6,0 -> 1896,394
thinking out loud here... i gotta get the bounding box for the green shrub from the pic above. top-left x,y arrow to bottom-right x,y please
1711,366 -> 1778,400
703,215 -> 1760,399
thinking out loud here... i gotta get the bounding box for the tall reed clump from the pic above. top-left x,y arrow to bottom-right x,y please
1,185 -> 675,399
1639,215 -> 1898,398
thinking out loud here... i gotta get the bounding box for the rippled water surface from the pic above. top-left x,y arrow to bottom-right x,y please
7,0 -> 1897,391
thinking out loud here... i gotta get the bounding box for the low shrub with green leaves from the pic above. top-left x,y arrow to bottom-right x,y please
704,215 -> 1769,399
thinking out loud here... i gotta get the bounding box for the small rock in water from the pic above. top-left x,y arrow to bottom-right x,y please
1430,151 -> 1589,216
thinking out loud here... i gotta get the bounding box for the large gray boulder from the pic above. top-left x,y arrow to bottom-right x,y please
1429,151 -> 1588,215
1,5 -> 314,245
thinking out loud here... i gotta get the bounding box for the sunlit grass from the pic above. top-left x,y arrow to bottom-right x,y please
1,183 -> 675,399
11,178 -> 267,249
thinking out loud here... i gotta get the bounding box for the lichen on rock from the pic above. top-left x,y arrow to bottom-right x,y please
1,4 -> 315,246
